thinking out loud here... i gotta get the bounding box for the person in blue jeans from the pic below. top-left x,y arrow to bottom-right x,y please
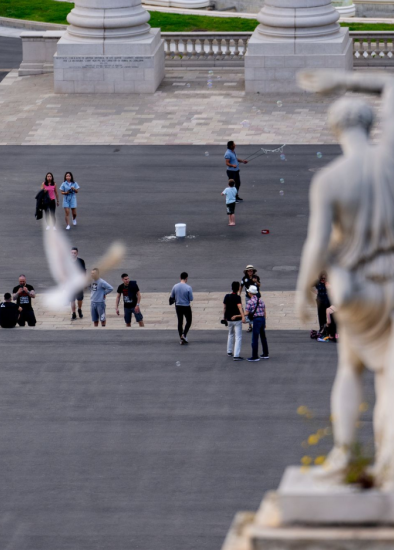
245,285 -> 269,362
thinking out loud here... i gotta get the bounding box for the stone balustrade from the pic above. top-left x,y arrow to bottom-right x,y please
353,32 -> 394,65
18,30 -> 394,76
163,32 -> 249,65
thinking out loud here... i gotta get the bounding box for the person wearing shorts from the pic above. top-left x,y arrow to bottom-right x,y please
90,268 -> 113,327
70,247 -> 86,321
222,179 -> 237,226
59,171 -> 80,230
115,273 -> 144,327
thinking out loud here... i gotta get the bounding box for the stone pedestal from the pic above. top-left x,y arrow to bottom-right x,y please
222,467 -> 394,550
333,0 -> 356,17
54,0 -> 164,94
244,0 -> 353,94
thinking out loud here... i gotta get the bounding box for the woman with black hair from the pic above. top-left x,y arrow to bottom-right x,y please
41,172 -> 59,230
59,171 -> 80,230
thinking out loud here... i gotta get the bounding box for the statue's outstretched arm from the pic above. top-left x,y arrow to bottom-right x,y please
296,177 -> 333,323
297,69 -> 393,96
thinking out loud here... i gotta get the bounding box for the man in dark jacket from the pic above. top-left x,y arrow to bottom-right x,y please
35,189 -> 51,220
0,293 -> 19,328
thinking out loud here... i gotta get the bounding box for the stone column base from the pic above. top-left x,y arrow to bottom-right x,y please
54,28 -> 164,94
244,28 -> 353,94
336,3 -> 356,16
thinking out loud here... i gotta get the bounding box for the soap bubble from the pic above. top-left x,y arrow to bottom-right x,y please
205,151 -> 209,156
277,100 -> 283,108
176,361 -> 181,367
241,120 -> 250,128
317,152 -> 323,159
280,178 -> 285,184
217,76 -> 221,80
264,127 -> 270,133
186,83 -> 190,87
252,106 -> 257,111
280,154 -> 286,161
279,190 -> 284,196
208,70 -> 214,75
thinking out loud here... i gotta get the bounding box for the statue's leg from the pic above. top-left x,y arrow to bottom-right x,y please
316,328 -> 363,480
331,327 -> 364,448
374,317 -> 394,488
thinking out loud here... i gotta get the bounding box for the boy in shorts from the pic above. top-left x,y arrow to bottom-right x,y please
115,273 -> 144,327
221,179 -> 237,226
90,268 -> 113,327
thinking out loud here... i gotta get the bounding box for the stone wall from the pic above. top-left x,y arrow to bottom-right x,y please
354,0 -> 394,16
211,0 -> 263,13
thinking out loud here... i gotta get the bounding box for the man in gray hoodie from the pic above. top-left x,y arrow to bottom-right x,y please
90,268 -> 113,327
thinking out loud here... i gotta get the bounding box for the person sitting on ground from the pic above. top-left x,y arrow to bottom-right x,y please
0,293 -> 19,328
326,305 -> 337,341
240,265 -> 261,333
221,179 -> 237,226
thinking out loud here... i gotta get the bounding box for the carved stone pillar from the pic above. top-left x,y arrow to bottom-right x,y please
54,0 -> 165,94
245,0 -> 353,94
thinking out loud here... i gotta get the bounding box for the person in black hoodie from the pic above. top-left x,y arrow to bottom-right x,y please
0,293 -> 19,328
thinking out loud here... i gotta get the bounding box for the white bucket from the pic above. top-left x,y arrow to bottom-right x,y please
175,223 -> 186,238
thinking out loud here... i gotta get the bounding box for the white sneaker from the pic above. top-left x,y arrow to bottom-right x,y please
46,226 -> 50,230
66,225 -> 70,230
73,219 -> 77,226
53,226 -> 57,231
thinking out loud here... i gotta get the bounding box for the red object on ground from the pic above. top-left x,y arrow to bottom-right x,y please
261,229 -> 270,234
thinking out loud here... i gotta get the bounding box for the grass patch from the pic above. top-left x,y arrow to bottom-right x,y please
2,0 -> 394,32
340,22 -> 394,31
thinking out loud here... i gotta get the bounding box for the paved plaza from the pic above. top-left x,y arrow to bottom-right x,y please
0,66 -> 385,146
0,330 -> 375,550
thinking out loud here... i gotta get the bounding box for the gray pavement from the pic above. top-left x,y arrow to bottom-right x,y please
0,144 -> 340,294
0,330 -> 375,550
0,36 -> 21,81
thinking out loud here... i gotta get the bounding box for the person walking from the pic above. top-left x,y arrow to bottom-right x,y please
221,179 -> 237,226
12,275 -> 36,327
223,281 -> 246,361
90,268 -> 113,327
60,171 -> 80,230
245,285 -> 269,362
0,293 -> 19,328
41,172 -> 59,230
115,273 -> 145,328
240,265 -> 261,333
224,140 -> 248,202
70,247 -> 86,321
170,272 -> 193,344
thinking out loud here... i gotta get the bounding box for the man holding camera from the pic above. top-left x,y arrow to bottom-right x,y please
223,281 -> 246,361
12,274 -> 36,327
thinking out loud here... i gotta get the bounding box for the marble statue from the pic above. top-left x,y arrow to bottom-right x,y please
296,70 -> 394,489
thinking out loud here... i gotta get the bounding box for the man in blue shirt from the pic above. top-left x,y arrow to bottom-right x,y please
224,140 -> 248,202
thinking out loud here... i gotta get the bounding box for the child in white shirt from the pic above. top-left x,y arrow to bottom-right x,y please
221,179 -> 237,226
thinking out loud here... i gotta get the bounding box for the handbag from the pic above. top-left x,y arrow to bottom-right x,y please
247,298 -> 260,322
